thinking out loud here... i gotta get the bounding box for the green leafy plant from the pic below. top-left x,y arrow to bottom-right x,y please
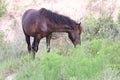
0,33 -> 4,46
0,0 -> 6,17
0,39 -> 120,80
83,13 -> 119,40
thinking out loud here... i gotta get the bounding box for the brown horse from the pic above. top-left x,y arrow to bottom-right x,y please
22,8 -> 82,58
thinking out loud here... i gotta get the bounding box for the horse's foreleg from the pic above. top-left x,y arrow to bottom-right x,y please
46,33 -> 52,52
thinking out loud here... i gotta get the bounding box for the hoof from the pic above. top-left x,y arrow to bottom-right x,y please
31,49 -> 36,59
47,50 -> 50,52
47,48 -> 50,52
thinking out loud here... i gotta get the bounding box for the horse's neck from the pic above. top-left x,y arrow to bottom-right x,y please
51,25 -> 72,32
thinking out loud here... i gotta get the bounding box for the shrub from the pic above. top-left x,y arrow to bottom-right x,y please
99,41 -> 120,69
0,33 -> 4,46
118,10 -> 120,25
16,45 -> 109,80
0,39 -> 119,80
95,15 -> 118,39
83,14 -> 119,40
86,39 -> 104,56
0,0 -> 6,17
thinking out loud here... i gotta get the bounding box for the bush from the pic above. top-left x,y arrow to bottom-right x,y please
95,15 -> 118,39
16,45 -> 109,80
86,39 -> 120,69
86,39 -> 104,56
0,39 -> 119,80
0,0 -> 6,17
99,41 -> 120,69
118,10 -> 120,25
83,14 -> 119,40
0,33 -> 4,46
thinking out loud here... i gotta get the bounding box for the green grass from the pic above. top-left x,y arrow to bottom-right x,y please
0,39 -> 120,80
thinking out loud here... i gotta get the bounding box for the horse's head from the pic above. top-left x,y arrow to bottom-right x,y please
68,22 -> 82,47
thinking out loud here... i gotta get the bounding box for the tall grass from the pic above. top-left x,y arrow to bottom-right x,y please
0,37 -> 120,80
13,39 -> 119,80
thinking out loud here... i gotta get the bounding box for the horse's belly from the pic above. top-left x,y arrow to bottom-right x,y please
23,25 -> 37,37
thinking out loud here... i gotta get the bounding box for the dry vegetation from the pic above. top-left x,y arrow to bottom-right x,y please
1,0 -> 120,42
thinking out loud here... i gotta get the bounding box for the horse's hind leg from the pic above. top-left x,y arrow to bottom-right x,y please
46,33 -> 52,52
32,35 -> 42,58
25,34 -> 31,53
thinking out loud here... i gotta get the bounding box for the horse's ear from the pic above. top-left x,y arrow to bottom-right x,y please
78,17 -> 82,25
79,22 -> 81,25
78,22 -> 81,25
78,22 -> 82,33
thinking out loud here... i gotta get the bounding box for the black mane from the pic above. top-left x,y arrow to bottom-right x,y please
40,8 -> 77,27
